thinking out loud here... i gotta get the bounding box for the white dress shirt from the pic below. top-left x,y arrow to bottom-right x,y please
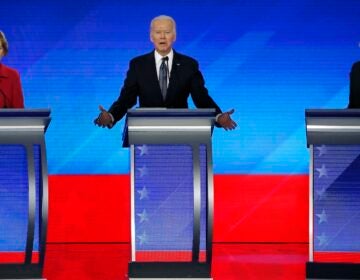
154,49 -> 174,85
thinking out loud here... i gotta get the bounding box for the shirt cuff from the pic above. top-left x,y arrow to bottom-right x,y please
109,113 -> 115,123
107,112 -> 115,128
215,113 -> 222,122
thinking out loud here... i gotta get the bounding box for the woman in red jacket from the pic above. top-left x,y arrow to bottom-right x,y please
0,31 -> 24,108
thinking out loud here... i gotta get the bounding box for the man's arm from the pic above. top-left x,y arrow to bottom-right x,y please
189,61 -> 222,114
189,60 -> 237,130
94,59 -> 139,128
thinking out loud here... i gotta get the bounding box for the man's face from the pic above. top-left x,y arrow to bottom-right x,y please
150,19 -> 176,56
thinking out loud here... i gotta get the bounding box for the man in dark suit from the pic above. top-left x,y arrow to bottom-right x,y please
348,61 -> 360,108
95,15 -> 236,130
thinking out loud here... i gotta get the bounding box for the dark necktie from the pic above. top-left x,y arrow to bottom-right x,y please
159,56 -> 169,100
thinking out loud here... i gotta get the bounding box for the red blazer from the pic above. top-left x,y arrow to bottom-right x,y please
0,63 -> 24,108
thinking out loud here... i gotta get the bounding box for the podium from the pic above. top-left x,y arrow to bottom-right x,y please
0,109 -> 51,279
123,108 -> 215,279
305,109 -> 360,279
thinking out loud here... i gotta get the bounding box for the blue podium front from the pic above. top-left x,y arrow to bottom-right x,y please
0,109 -> 51,279
305,109 -> 360,279
123,109 -> 215,279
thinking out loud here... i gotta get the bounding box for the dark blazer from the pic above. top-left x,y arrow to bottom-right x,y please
109,50 -> 222,123
348,61 -> 360,108
0,63 -> 24,108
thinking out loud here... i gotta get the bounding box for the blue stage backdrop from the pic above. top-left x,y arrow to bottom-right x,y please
1,0 -> 360,175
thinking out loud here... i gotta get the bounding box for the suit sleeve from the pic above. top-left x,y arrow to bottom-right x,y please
109,60 -> 139,124
348,61 -> 360,108
189,60 -> 222,115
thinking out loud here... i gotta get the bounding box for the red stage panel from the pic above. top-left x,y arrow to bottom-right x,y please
213,175 -> 309,243
47,175 -> 131,243
41,243 -> 308,280
0,252 -> 38,263
0,253 -> 24,263
211,243 -> 308,280
47,174 -> 308,243
43,243 -> 130,280
314,252 -> 360,263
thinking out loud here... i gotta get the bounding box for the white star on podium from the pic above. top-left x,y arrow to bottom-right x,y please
137,186 -> 149,200
137,166 -> 148,177
316,164 -> 328,178
137,145 -> 149,156
316,232 -> 328,247
316,187 -> 327,200
137,232 -> 148,245
316,209 -> 328,224
316,145 -> 327,157
137,209 -> 149,223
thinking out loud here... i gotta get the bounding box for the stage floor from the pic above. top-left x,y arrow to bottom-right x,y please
42,242 -> 308,280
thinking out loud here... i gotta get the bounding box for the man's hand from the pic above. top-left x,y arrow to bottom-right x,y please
94,105 -> 113,128
217,109 -> 237,131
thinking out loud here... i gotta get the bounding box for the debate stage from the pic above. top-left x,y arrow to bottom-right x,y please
42,242 -> 308,280
1,174 -> 309,279
2,174 -> 359,279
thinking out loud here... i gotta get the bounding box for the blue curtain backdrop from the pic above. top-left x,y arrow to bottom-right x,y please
1,0 -> 359,174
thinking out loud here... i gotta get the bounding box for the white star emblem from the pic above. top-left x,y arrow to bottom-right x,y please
316,209 -> 328,224
137,231 -> 148,245
137,209 -> 149,223
316,232 -> 328,247
316,164 -> 328,178
316,145 -> 327,157
316,187 -> 327,200
137,166 -> 148,177
137,186 -> 149,200
137,145 -> 149,156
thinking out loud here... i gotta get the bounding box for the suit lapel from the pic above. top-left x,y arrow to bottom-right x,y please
166,51 -> 181,101
145,52 -> 162,94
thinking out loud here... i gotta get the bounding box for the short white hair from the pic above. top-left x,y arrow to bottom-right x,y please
150,15 -> 176,35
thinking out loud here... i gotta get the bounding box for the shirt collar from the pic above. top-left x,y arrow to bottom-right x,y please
154,49 -> 174,63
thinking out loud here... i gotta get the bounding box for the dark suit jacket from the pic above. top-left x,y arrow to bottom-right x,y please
0,63 -> 24,108
348,61 -> 360,108
109,50 -> 222,123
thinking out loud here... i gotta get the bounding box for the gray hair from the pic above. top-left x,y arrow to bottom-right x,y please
150,15 -> 176,35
